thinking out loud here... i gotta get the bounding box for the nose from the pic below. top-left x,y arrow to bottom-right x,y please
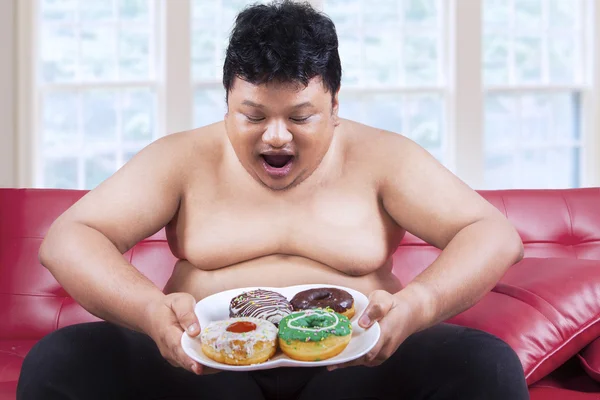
262,120 -> 293,148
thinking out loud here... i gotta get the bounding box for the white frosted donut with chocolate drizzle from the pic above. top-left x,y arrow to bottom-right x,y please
229,289 -> 293,325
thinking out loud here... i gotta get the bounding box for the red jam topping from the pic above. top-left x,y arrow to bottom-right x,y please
226,321 -> 257,333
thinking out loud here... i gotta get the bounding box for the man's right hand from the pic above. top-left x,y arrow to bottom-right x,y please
144,292 -> 203,375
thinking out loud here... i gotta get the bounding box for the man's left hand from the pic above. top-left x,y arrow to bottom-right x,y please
327,290 -> 415,370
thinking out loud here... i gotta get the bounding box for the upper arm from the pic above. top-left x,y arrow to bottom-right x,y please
50,134 -> 189,253
378,133 -> 506,250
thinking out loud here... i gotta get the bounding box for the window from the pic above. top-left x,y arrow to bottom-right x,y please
323,0 -> 446,162
17,0 -> 600,190
483,0 -> 587,189
36,0 -> 158,189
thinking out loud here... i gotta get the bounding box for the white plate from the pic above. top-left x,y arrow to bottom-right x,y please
181,284 -> 380,371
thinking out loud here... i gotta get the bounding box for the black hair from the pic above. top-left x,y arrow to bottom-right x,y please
223,1 -> 341,103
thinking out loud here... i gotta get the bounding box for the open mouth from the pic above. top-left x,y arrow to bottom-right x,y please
261,154 -> 294,169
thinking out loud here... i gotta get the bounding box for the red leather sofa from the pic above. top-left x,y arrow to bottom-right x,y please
1,187 -> 600,399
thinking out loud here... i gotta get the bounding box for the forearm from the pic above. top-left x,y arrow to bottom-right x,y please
39,221 -> 166,334
395,217 -> 524,333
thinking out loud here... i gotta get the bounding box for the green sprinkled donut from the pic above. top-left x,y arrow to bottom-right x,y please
278,309 -> 352,343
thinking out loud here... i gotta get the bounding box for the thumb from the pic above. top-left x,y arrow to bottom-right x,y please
359,290 -> 394,328
169,293 -> 200,337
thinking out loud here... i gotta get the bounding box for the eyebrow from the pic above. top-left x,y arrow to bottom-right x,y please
241,100 -> 264,108
241,100 -> 314,109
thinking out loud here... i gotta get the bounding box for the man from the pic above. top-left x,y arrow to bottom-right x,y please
17,1 -> 529,399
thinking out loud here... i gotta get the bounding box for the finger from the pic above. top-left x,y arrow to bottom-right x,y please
169,293 -> 200,336
170,327 -> 203,375
358,290 -> 394,328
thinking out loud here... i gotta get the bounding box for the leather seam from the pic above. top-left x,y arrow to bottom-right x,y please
55,297 -> 67,331
561,193 -> 575,249
492,283 -> 566,338
500,194 -> 509,219
0,292 -> 65,298
492,287 -> 562,328
525,317 -> 600,381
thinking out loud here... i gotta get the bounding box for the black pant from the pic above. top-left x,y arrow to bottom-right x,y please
17,321 -> 529,400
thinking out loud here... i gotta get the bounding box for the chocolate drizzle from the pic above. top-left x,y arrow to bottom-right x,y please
229,289 -> 293,325
290,288 -> 354,313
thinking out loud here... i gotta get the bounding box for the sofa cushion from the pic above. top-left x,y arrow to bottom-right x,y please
448,258 -> 600,385
0,340 -> 37,400
579,338 -> 600,382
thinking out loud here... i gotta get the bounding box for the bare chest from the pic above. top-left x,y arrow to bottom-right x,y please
169,184 -> 403,275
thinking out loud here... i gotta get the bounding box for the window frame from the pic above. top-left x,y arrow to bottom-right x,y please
0,0 -> 16,187
13,0 -> 600,189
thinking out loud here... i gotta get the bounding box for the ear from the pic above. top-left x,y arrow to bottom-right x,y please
332,89 -> 340,126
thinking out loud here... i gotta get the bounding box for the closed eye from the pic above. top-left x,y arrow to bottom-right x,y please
290,116 -> 311,123
246,115 -> 265,123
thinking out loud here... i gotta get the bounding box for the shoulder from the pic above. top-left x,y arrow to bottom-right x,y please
128,122 -> 226,177
340,118 -> 430,183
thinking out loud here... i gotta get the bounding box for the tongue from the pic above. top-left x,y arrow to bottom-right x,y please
263,155 -> 292,168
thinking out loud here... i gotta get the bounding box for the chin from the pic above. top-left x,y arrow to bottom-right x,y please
261,178 -> 296,191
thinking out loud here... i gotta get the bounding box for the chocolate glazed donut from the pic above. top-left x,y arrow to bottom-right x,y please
290,288 -> 355,319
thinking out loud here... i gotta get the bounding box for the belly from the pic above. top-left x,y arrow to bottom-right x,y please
163,254 -> 403,300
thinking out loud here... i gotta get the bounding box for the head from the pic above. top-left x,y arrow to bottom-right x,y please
223,1 -> 342,191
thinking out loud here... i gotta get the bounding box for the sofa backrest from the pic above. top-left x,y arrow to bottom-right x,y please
1,187 -> 599,339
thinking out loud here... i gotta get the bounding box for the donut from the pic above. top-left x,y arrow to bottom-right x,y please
229,289 -> 293,325
278,309 -> 353,361
200,317 -> 278,366
290,287 -> 355,319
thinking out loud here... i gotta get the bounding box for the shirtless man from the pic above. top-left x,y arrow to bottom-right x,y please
17,2 -> 529,399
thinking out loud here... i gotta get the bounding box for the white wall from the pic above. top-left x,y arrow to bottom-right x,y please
0,0 -> 16,187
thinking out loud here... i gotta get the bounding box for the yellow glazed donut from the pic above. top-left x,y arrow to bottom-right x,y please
200,317 -> 277,366
278,309 -> 352,362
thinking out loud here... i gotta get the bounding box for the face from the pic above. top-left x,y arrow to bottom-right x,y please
224,76 -> 340,191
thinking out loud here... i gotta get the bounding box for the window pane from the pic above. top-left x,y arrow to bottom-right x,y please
483,34 -> 509,85
80,26 -> 117,81
483,0 -> 509,26
514,0 -> 543,29
40,25 -> 78,83
364,23 -> 400,86
406,95 -> 443,149
42,91 -> 79,148
549,36 -> 577,84
323,0 -> 443,87
119,0 -> 149,21
194,88 -> 226,127
514,36 -> 542,84
484,92 -> 580,189
548,0 -> 577,27
192,28 -> 218,81
122,89 -> 155,142
338,92 -> 444,155
44,158 -> 78,189
404,0 -> 437,27
119,28 -> 151,79
80,0 -> 114,22
85,153 -> 116,189
41,0 -> 77,22
83,90 -> 118,144
403,34 -> 438,86
483,0 -> 583,86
